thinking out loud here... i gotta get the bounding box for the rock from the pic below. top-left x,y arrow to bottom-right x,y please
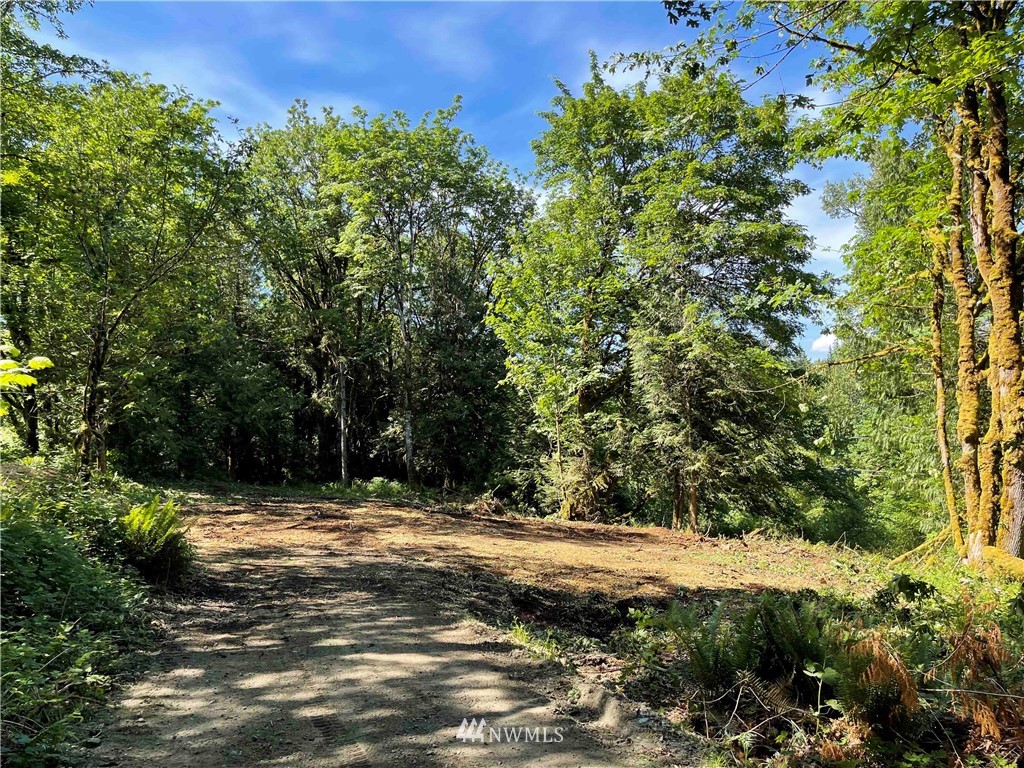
572,683 -> 635,738
596,696 -> 634,738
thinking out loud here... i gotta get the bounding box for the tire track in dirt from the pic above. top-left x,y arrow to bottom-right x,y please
87,543 -> 644,767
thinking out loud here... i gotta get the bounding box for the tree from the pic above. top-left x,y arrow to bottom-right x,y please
632,307 -> 832,532
662,0 -> 1024,560
335,101 -> 530,486
821,139 -> 961,551
0,1 -> 105,455
491,63 -> 825,527
3,74 -> 240,478
246,101 -> 363,483
491,65 -> 643,519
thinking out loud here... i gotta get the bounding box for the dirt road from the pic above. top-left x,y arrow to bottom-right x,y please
90,552 -> 637,767
89,498 -> 864,767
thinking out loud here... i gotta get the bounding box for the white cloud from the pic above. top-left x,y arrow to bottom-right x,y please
230,4 -> 372,70
30,27 -> 281,125
28,27 -> 367,130
810,333 -> 838,354
129,47 -> 286,126
602,61 -> 650,91
513,5 -> 573,46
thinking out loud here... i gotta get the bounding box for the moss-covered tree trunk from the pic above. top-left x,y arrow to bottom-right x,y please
941,122 -> 981,554
983,78 -> 1024,558
960,89 -> 1001,564
929,238 -> 964,552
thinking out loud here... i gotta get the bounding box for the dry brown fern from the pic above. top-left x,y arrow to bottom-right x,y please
848,631 -> 919,717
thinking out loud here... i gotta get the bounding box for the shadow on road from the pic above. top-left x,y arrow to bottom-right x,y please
89,547 -> 636,768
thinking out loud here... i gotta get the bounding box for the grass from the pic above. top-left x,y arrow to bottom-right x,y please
509,620 -> 564,662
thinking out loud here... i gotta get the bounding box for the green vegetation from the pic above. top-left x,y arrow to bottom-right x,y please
120,499 -> 194,585
612,568 -> 1023,766
0,470 -> 191,764
509,620 -> 565,663
1,1 -> 1022,765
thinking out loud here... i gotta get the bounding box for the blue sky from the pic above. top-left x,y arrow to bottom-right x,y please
44,1 -> 858,355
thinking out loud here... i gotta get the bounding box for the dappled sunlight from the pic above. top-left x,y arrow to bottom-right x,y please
235,670 -> 306,690
89,537 -> 632,768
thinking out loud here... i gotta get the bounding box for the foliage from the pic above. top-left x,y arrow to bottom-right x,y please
121,498 -> 194,585
8,469 -> 186,578
0,486 -> 152,764
665,0 -> 1024,562
330,99 -> 532,487
509,620 -> 564,662
3,2 -> 1022,766
617,569 -> 1024,765
489,62 -> 834,529
1,57 -> 243,476
0,343 -> 52,395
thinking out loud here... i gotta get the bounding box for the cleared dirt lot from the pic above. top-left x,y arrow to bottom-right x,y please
87,499 -> 872,767
186,498 -> 868,599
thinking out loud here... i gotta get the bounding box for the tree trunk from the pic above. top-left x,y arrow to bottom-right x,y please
941,122 -> 981,552
226,431 -> 237,481
402,331 -> 416,487
338,357 -> 349,487
671,467 -> 684,530
554,411 -> 568,514
958,89 -> 1001,564
24,383 -> 39,456
984,77 -> 1024,558
687,473 -> 698,533
929,240 -> 965,551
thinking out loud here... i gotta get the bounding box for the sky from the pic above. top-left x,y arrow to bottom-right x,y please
42,1 -> 859,356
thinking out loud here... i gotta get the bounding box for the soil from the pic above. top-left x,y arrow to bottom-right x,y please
85,498 -> 871,767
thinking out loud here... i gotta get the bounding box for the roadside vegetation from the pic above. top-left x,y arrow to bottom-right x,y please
620,571 -> 1022,766
0,463 -> 191,765
501,557 -> 1024,766
1,1 -> 1023,766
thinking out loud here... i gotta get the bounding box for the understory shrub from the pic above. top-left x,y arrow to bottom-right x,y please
122,497 -> 193,584
1,469 -> 189,764
618,573 -> 1024,765
7,473 -> 192,584
0,509 -> 150,765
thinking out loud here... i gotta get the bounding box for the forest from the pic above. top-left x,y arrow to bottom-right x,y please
1,1 -> 1023,767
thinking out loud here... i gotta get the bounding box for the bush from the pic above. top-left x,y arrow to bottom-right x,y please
0,509 -> 149,765
0,470 -> 191,764
6,472 -> 192,585
20,488 -> 130,567
617,577 -> 1024,765
0,512 -> 146,628
121,497 -> 193,585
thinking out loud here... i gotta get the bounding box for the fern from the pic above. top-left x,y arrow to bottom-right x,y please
738,670 -> 798,714
121,497 -> 193,585
658,601 -> 764,693
756,595 -> 833,706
